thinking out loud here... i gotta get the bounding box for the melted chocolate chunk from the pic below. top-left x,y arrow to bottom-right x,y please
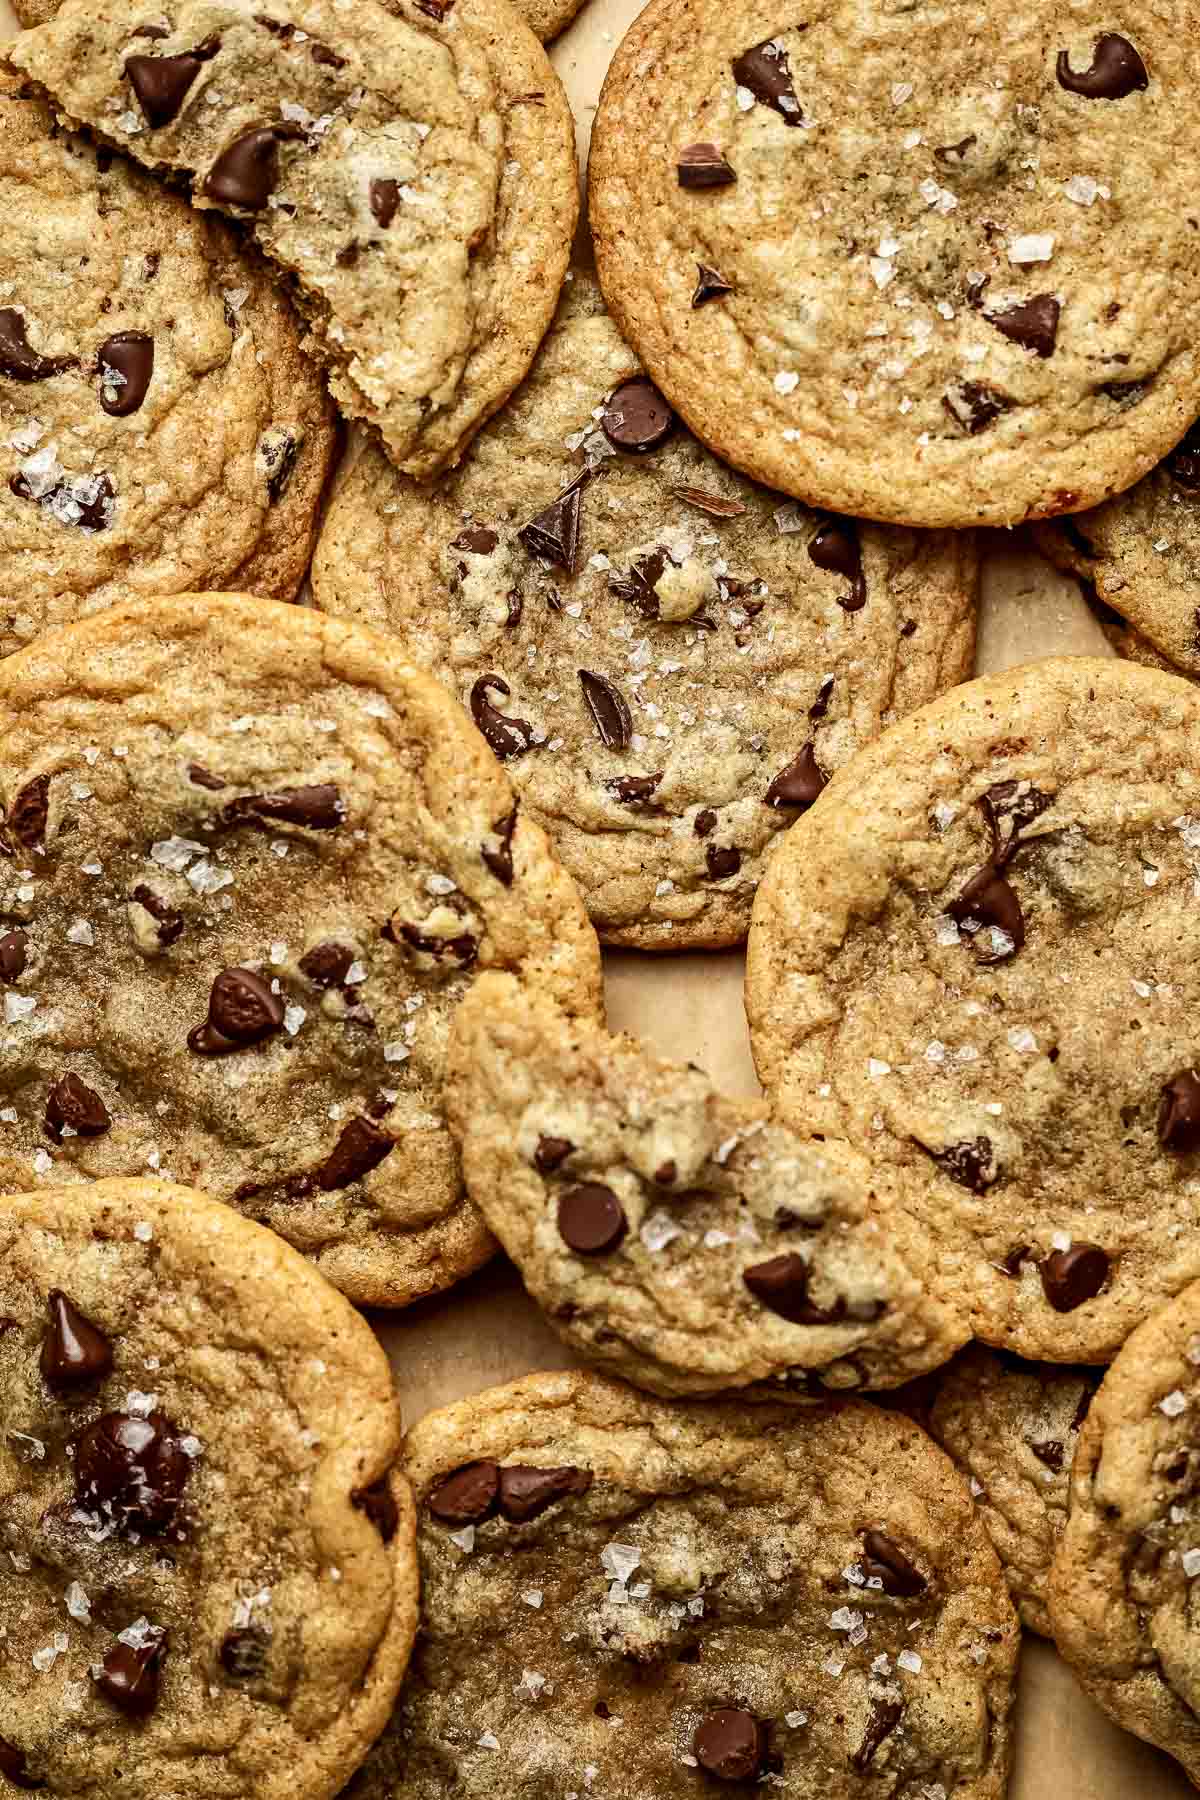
470,675 -> 535,760
765,744 -> 827,812
188,967 -> 284,1055
0,308 -> 77,382
369,177 -> 400,228
948,864 -> 1024,961
41,1290 -> 114,1392
497,1464 -> 593,1522
205,124 -> 301,210
694,1709 -> 767,1781
743,1253 -> 848,1325
0,1738 -> 41,1790
985,295 -> 1061,358
850,1697 -> 904,1773
861,1529 -> 927,1596
1056,33 -> 1148,99
731,37 -> 804,125
10,470 -> 115,531
693,809 -> 718,837
428,1458 -> 500,1524
220,1626 -> 270,1678
692,264 -> 735,306
606,772 -> 663,806
316,1116 -> 394,1190
125,40 -> 219,127
557,1182 -> 627,1255
676,143 -> 737,188
809,676 -> 835,722
996,1243 -> 1032,1279
7,774 -> 50,847
1159,1069 -> 1200,1151
578,670 -> 633,750
943,381 -> 1014,434
95,1628 -> 167,1717
808,518 -> 866,610
220,784 -> 343,830
706,844 -> 741,880
452,525 -> 499,555
519,473 -> 587,573
924,1135 -> 997,1194
353,1478 -> 399,1541
0,928 -> 28,982
1040,1243 -> 1109,1312
482,806 -> 518,884
980,780 -> 1053,857
601,377 -> 675,454
98,332 -> 154,415
534,1134 -> 574,1174
74,1410 -> 191,1536
130,885 -> 184,947
298,941 -> 354,988
45,1073 -> 112,1141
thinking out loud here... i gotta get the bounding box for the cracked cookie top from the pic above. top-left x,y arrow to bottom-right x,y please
591,0 -> 1200,527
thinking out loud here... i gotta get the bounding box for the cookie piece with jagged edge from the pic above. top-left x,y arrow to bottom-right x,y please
0,593 -> 601,1305
446,971 -> 966,1395
0,1177 -> 418,1799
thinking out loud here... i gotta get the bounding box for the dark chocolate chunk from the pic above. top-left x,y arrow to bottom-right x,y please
0,308 -> 76,383
924,1135 -> 997,1194
0,928 -> 28,982
694,809 -> 718,837
428,1459 -> 500,1524
369,177 -> 400,228
1159,1069 -> 1200,1151
74,1410 -> 191,1536
130,885 -> 184,947
850,1697 -> 904,1772
808,518 -> 866,610
95,1628 -> 167,1717
676,143 -> 737,188
519,472 -> 587,573
7,774 -> 50,847
694,1709 -> 767,1781
482,805 -> 518,884
1028,1438 -> 1065,1472
452,525 -> 499,555
470,675 -> 535,760
861,1529 -> 927,1597
316,1116 -> 394,1190
601,377 -> 675,454
706,844 -> 741,880
943,381 -> 1014,434
607,772 -> 663,807
205,124 -> 301,209
534,1134 -> 573,1174
187,763 -> 226,791
985,295 -> 1061,359
0,1738 -> 41,1790
41,1290 -> 114,1392
1056,34 -> 1148,99
98,332 -> 154,415
220,1627 -> 269,1679
262,429 -> 300,503
9,470 -> 115,531
220,784 -> 343,830
809,676 -> 834,722
578,670 -> 633,750
692,265 -> 735,307
45,1073 -> 112,1142
996,1243 -> 1032,1279
743,1253 -> 847,1325
353,1478 -> 399,1541
731,37 -> 804,124
497,1464 -> 593,1522
188,967 -> 284,1055
1040,1243 -> 1109,1312
948,864 -> 1024,961
557,1182 -> 627,1255
298,941 -> 355,988
125,40 -> 219,128
671,485 -> 743,517
765,744 -> 827,812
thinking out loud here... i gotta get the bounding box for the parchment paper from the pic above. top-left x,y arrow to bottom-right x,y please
0,0 -> 1190,1789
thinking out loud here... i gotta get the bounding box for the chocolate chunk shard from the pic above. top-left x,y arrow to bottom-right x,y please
482,806 -> 518,884
298,941 -> 355,988
470,675 -> 535,760
188,967 -> 284,1055
452,525 -> 499,555
125,40 -> 218,127
743,1252 -> 848,1325
220,1626 -> 270,1679
98,332 -> 154,415
497,1464 -> 593,1522
924,1135 -> 997,1194
261,429 -> 300,503
677,143 -> 737,188
850,1697 -> 904,1772
557,1182 -> 627,1255
0,928 -> 28,982
41,1290 -> 114,1392
95,1627 -> 167,1717
691,265 -> 735,307
601,377 -> 675,453
1159,1069 -> 1200,1151
996,1243 -> 1032,1279
861,1529 -> 927,1596
1056,34 -> 1148,99
765,744 -> 827,813
187,763 -> 226,791
943,381 -> 1014,434
220,784 -> 343,830
985,295 -> 1060,359
808,518 -> 866,610
0,308 -> 76,383
428,1458 -> 500,1524
369,177 -> 400,228
10,470 -> 115,531
732,37 -> 804,124
578,670 -> 633,750
948,864 -> 1024,961
694,1709 -> 767,1781
353,1478 -> 399,1541
316,1116 -> 394,1190
672,484 -> 742,516
606,772 -> 663,806
74,1410 -> 191,1536
809,676 -> 834,721
130,885 -> 184,947
534,1134 -> 573,1174
1028,1438 -> 1065,1471
8,774 -> 50,847
519,472 -> 587,573
706,844 -> 741,880
45,1073 -> 112,1141
205,124 -> 301,210
1040,1243 -> 1109,1311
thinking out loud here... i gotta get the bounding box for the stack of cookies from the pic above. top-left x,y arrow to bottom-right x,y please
1,0 -> 1199,1794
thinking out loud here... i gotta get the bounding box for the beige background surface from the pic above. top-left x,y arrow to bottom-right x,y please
2,0 -> 1191,1792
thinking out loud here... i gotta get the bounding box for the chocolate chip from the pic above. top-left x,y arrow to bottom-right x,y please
1028,1438 -> 1065,1472
655,1160 -> 677,1186
948,864 -> 1024,961
676,143 -> 737,188
0,1738 -> 41,1791
985,295 -> 1061,359
316,1116 -> 394,1190
397,920 -> 477,968
692,266 -> 735,308
579,670 -> 633,751
497,1464 -> 593,1522
41,1290 -> 114,1392
45,1074 -> 112,1142
731,37 -> 804,125
298,941 -> 354,988
369,177 -> 400,227
128,33 -> 219,117
861,1529 -> 927,1596
1056,34 -> 1148,99
534,1134 -> 573,1173
0,308 -> 77,383
671,485 -> 743,517
130,884 -> 184,947
610,548 -> 671,619
10,470 -> 115,531
428,1459 -> 500,1524
220,1627 -> 269,1679
850,1697 -> 904,1772
482,805 -> 518,884
1040,1243 -> 1109,1312
694,809 -> 718,837
95,1627 -> 167,1717
469,675 -> 535,760
7,774 -> 49,847
519,472 -> 587,572
1159,1069 -> 1200,1151
0,928 -> 28,982
261,429 -> 299,503
452,525 -> 499,555
205,124 -> 300,210
98,332 -> 154,415
694,1709 -> 767,1781
74,1410 -> 191,1536
220,784 -> 344,830
743,1252 -> 846,1325
187,763 -> 226,791
353,1478 -> 399,1541
706,844 -> 741,880
943,381 -> 1014,434
188,967 -> 284,1055
557,1182 -> 627,1255
996,1243 -> 1032,1279
809,677 -> 835,722
808,519 -> 866,610
606,772 -> 663,807
1168,423 -> 1200,490
601,377 -> 675,454
924,1135 -> 996,1193
765,744 -> 827,812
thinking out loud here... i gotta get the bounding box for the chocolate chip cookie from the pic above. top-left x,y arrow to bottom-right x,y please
7,0 -> 578,480
928,1345 -> 1099,1636
311,273 -> 977,947
0,592 -> 601,1305
1048,1276 -> 1200,1785
590,0 -> 1200,528
0,70 -> 335,653
447,972 -> 966,1395
0,1175 -> 418,1798
1035,422 -> 1200,676
10,0 -> 586,46
345,1369 -> 1019,1799
747,656 -> 1200,1363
